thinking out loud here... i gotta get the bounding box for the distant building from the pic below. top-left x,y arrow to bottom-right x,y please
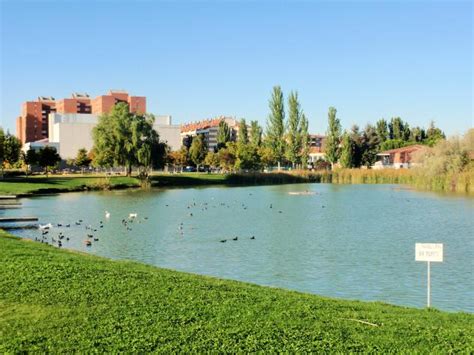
308,134 -> 326,163
44,112 -> 180,160
16,90 -> 146,144
180,116 -> 239,152
23,138 -> 60,155
152,115 -> 181,152
373,145 -> 425,169
47,113 -> 98,159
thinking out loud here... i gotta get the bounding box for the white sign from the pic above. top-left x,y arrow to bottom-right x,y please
415,243 -> 443,262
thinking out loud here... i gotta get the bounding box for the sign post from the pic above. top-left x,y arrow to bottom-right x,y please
415,243 -> 443,308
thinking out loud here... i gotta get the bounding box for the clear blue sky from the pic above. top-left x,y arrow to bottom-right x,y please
1,0 -> 472,136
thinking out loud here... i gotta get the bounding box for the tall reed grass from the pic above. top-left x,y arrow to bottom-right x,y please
276,167 -> 472,194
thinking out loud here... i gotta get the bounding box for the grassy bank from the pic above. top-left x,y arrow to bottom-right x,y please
0,175 -> 140,195
0,169 -> 471,196
0,232 -> 472,352
0,172 -> 322,196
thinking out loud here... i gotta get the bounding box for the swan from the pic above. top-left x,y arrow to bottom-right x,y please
39,223 -> 53,230
129,213 -> 138,219
105,211 -> 111,219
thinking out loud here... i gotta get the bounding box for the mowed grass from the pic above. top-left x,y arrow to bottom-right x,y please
0,172 -> 315,195
0,175 -> 140,195
1,232 -> 472,352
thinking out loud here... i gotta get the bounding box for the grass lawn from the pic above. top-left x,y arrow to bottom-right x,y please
0,172 -> 314,195
1,232 -> 472,352
0,175 -> 140,195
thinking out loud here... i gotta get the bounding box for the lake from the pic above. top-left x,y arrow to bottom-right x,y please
4,183 -> 473,313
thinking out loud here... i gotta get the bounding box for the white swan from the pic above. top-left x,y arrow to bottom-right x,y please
105,211 -> 111,219
39,223 -> 53,230
129,213 -> 138,219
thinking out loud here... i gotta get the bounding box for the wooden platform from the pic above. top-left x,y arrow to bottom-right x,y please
0,195 -> 18,200
0,217 -> 38,222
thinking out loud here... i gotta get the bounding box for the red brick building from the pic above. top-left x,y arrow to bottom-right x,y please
374,144 -> 425,169
16,90 -> 146,144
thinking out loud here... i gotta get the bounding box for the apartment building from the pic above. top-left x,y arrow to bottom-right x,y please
16,90 -> 146,144
180,116 -> 238,152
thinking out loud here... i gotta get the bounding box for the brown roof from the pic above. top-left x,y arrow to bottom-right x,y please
378,144 -> 425,155
181,116 -> 228,133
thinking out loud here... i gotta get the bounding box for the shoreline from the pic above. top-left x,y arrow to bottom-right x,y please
1,231 -> 472,352
0,169 -> 471,198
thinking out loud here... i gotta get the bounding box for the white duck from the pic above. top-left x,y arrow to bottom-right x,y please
105,211 -> 111,219
39,223 -> 53,230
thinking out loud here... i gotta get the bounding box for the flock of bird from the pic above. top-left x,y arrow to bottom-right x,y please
32,192 -> 317,249
35,211 -> 146,248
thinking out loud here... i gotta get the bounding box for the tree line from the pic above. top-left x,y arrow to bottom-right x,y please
325,109 -> 445,169
169,85 -> 445,172
169,86 -> 310,172
1,86 -> 448,176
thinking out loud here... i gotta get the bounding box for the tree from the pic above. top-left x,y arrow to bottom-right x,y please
376,119 -> 389,143
286,91 -> 301,168
339,132 -> 353,168
3,132 -> 21,168
266,85 -> 285,169
24,149 -> 39,176
389,117 -> 410,141
218,145 -> 236,172
425,121 -> 445,147
217,120 -> 231,150
360,124 -> 380,167
299,113 -> 310,169
204,151 -> 219,170
236,142 -> 260,171
349,125 -> 363,167
249,120 -> 262,147
238,119 -> 249,144
0,128 -> 4,177
75,148 -> 92,174
189,134 -> 207,170
92,102 -> 161,176
168,147 -> 188,172
38,146 -> 61,176
325,107 -> 341,169
380,139 -> 406,151
410,126 -> 426,143
258,146 -> 276,169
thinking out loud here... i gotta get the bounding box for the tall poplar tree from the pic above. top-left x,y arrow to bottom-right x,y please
216,120 -> 231,150
286,91 -> 301,168
339,132 -> 353,168
299,113 -> 310,169
249,120 -> 262,147
0,128 -> 4,176
265,86 -> 285,169
238,119 -> 249,144
325,107 -> 341,169
376,119 -> 389,143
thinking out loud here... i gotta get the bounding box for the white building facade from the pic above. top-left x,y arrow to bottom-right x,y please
46,113 -> 181,159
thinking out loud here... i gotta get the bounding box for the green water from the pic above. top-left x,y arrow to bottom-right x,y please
5,184 -> 473,312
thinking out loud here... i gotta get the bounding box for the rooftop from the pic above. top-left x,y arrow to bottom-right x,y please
181,116 -> 235,133
377,144 -> 425,156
